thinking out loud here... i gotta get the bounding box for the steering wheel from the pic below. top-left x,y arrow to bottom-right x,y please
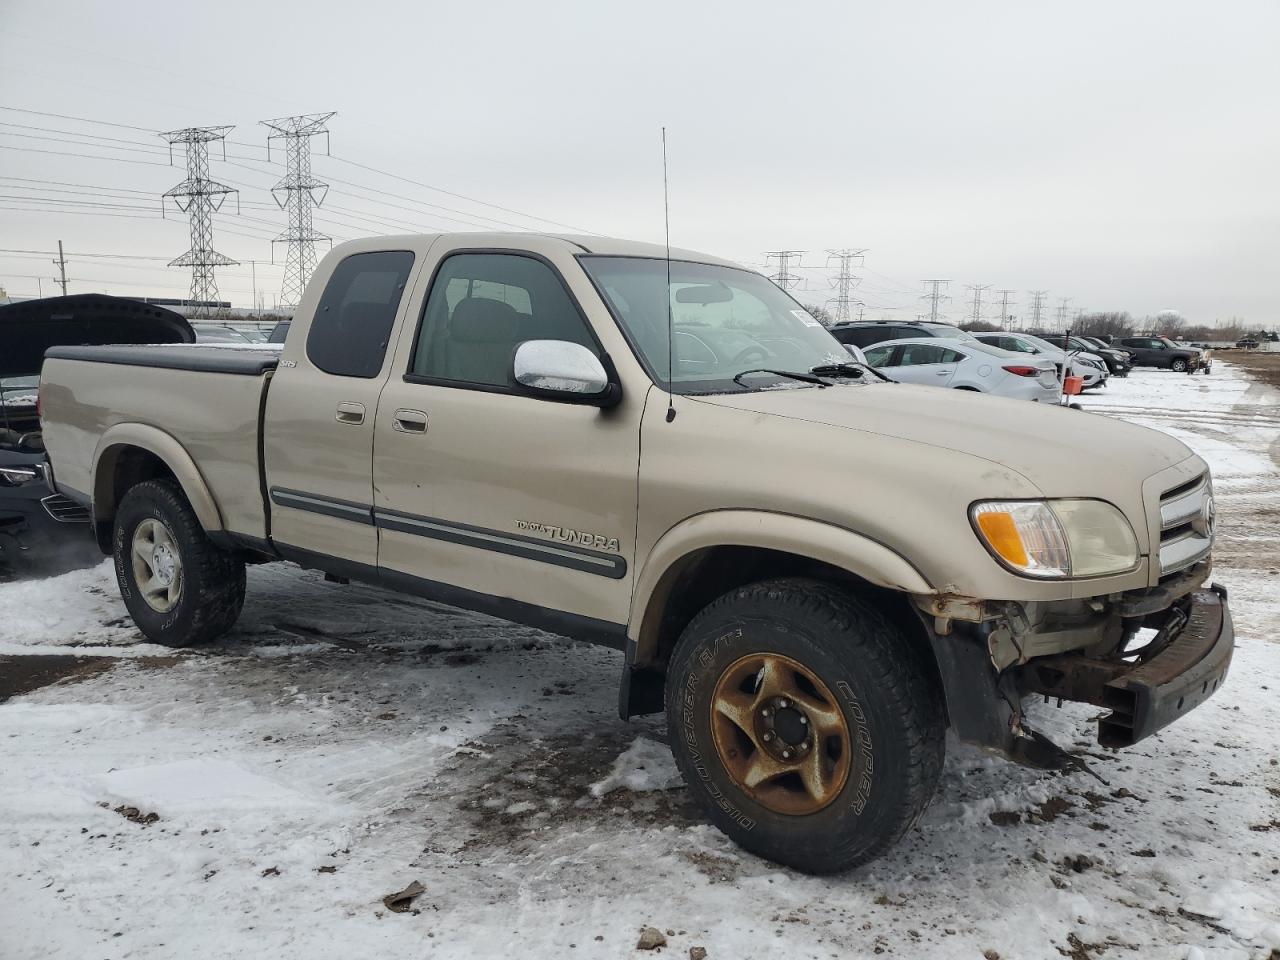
732,345 -> 770,366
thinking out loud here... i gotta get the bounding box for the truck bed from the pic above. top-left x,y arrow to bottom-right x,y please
41,344 -> 279,541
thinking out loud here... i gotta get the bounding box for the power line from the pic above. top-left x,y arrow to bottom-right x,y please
921,279 -> 951,321
159,126 -> 239,316
994,289 -> 1016,329
824,248 -> 866,324
1027,290 -> 1049,331
1055,296 -> 1074,329
965,283 -> 991,326
261,113 -> 335,307
765,250 -> 805,290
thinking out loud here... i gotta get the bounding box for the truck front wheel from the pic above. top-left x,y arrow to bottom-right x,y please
1171,357 -> 1189,372
113,479 -> 246,647
664,578 -> 945,873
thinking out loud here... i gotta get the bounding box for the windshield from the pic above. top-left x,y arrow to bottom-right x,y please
580,256 -> 854,393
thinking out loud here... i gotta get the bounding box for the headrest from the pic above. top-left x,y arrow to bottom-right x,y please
450,297 -> 520,344
340,301 -> 393,326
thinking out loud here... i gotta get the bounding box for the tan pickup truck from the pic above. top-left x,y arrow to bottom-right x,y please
39,233 -> 1233,873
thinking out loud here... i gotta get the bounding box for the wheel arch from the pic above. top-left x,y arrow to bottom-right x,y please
621,512 -> 938,717
91,424 -> 223,551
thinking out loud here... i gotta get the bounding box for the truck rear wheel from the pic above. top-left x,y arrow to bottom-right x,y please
113,479 -> 245,647
664,577 -> 945,874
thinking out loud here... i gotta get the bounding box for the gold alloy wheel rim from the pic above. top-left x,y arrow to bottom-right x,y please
131,517 -> 184,614
709,652 -> 852,816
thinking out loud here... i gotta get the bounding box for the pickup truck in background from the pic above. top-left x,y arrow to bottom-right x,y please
39,233 -> 1234,873
1116,336 -> 1210,373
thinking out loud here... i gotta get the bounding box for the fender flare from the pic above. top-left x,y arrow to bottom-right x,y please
91,423 -> 224,532
627,509 -> 934,659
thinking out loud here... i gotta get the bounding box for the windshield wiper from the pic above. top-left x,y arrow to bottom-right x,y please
732,368 -> 832,388
809,361 -> 894,383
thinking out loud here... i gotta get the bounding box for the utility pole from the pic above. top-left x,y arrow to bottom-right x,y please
994,289 -> 1016,329
824,248 -> 866,324
52,240 -> 68,296
921,279 -> 951,321
764,250 -> 805,290
1027,290 -> 1049,331
966,284 -> 991,327
261,113 -> 335,308
159,125 -> 239,317
1055,296 -> 1073,329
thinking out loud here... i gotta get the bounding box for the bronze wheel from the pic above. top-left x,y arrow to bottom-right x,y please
710,652 -> 852,816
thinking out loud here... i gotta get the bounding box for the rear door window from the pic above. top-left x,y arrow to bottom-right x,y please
307,250 -> 415,378
898,343 -> 947,365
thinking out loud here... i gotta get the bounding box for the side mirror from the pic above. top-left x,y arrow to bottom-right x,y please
512,340 -> 621,407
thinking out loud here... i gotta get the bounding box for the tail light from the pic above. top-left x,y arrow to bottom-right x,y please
1002,365 -> 1040,377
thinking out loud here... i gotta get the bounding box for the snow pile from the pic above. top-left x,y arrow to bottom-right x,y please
589,736 -> 683,797
0,560 -> 147,653
99,758 -> 320,816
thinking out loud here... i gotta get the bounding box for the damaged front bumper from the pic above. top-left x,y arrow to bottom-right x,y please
1020,584 -> 1233,748
919,581 -> 1234,769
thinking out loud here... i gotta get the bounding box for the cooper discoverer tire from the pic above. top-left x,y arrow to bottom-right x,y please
113,479 -> 246,647
664,577 -> 945,874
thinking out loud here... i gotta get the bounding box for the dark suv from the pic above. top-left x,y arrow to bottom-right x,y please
1031,333 -> 1132,376
828,320 -> 976,350
1116,336 -> 1209,374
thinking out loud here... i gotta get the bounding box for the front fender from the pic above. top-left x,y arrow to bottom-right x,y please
628,509 -> 934,650
91,423 -> 223,532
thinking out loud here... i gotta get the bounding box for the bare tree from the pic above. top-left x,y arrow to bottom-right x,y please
1074,312 -> 1135,338
803,303 -> 836,327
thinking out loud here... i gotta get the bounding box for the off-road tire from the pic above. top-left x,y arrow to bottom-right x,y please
1171,358 -> 1189,373
665,577 -> 945,874
113,479 -> 245,647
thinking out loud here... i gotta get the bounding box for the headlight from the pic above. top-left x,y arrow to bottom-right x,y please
0,465 -> 39,487
971,499 -> 1139,579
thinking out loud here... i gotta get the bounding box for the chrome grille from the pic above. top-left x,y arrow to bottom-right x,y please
41,494 -> 90,523
1157,474 -> 1213,576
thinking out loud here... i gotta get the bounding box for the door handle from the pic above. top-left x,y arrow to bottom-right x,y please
335,401 -> 365,425
935,370 -> 951,376
393,408 -> 428,433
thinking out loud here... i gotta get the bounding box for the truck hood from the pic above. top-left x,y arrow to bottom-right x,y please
0,294 -> 193,378
695,381 -> 1193,496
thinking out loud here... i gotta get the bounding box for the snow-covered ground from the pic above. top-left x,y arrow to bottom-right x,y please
2,364 -> 1278,960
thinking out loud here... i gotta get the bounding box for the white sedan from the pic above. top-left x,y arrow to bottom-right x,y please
862,337 -> 1063,402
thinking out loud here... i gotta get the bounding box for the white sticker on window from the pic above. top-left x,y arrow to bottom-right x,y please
791,309 -> 822,327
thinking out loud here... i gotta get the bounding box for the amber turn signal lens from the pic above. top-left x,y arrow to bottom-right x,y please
974,510 -> 1029,568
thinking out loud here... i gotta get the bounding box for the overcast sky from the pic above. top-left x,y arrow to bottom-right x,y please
2,0 -> 1276,326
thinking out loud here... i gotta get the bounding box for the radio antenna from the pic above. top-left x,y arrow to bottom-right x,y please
662,126 -> 676,423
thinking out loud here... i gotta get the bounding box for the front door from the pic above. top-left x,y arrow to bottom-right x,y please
263,246 -> 423,568
371,244 -> 642,630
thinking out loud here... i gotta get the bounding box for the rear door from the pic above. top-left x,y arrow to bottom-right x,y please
263,246 -> 425,568
889,342 -> 957,386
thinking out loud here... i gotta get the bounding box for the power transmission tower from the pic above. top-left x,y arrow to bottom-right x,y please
159,126 -> 238,317
262,113 -> 335,308
994,289 -> 1016,329
1055,297 -> 1073,328
825,248 -> 866,323
966,284 -> 992,327
921,279 -> 951,321
52,240 -> 68,296
765,250 -> 805,290
1027,290 -> 1049,331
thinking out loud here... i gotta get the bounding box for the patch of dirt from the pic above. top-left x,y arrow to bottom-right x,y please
1228,350 -> 1280,391
0,654 -> 114,702
423,723 -> 700,858
112,804 -> 159,825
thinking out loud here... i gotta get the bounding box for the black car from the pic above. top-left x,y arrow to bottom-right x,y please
1116,336 -> 1209,374
828,320 -> 976,350
0,294 -> 194,576
1031,333 -> 1132,376
1236,338 -> 1259,350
